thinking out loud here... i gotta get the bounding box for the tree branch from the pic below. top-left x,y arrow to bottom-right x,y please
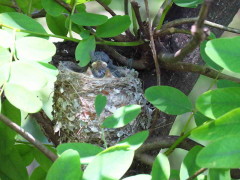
160,61 -> 240,83
135,135 -> 202,165
96,0 -> 116,16
130,0 -> 146,38
186,168 -> 208,180
161,17 -> 240,35
0,113 -> 58,162
144,0 -> 161,85
161,0 -> 212,63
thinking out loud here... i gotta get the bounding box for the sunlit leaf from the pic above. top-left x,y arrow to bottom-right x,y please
46,150 -> 82,180
205,36 -> 240,73
96,15 -> 131,38
15,37 -> 56,62
71,12 -> 108,26
57,143 -> 103,164
196,136 -> 240,168
196,87 -> 240,119
75,35 -> 96,67
151,153 -> 170,180
102,104 -> 141,128
95,94 -> 107,117
208,169 -> 230,180
83,145 -> 134,180
42,0 -> 66,17
117,130 -> 149,151
145,86 -> 192,115
180,146 -> 203,180
192,108 -> 240,141
0,30 -> 14,48
0,12 -> 47,38
5,83 -> 42,113
122,174 -> 151,180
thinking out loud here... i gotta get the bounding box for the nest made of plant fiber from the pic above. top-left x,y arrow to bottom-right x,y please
52,63 -> 152,146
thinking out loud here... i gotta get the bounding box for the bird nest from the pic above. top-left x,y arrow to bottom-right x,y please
52,63 -> 152,146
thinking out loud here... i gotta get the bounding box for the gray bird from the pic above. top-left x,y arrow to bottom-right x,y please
90,51 -> 125,78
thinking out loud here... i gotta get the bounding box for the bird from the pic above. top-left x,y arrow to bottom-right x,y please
90,51 -> 125,78
91,60 -> 113,78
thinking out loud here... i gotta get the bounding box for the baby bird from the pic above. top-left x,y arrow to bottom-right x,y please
91,60 -> 113,78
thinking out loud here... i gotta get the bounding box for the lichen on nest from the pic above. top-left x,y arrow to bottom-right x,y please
52,62 -> 152,146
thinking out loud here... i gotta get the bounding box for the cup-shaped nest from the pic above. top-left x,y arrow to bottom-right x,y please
52,64 -> 152,146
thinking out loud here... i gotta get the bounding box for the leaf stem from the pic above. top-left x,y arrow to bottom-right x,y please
0,23 -> 143,46
164,130 -> 192,156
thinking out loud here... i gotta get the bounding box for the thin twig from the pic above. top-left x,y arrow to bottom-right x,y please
11,0 -> 22,12
131,0 -> 146,38
96,0 -> 116,16
155,27 -> 191,37
124,0 -> 129,15
161,17 -> 240,35
160,61 -> 240,83
186,168 -> 208,180
144,0 -> 161,85
135,135 -> 202,165
0,113 -> 58,162
55,0 -> 72,12
101,44 -> 148,70
161,0 -> 212,63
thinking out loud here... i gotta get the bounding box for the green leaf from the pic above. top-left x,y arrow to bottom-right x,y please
0,47 -> 11,66
117,130 -> 149,151
194,111 -> 212,127
102,104 -> 141,128
64,0 -> 94,4
75,4 -> 86,12
95,94 -> 107,117
75,35 -> 96,67
0,63 -> 10,86
0,12 -> 47,38
15,144 -> 34,166
30,166 -> 47,180
9,61 -> 48,91
192,108 -> 240,141
57,143 -> 103,164
33,148 -> 54,172
145,86 -> 192,115
83,145 -> 134,180
180,146 -> 203,180
96,15 -> 131,38
5,83 -> 43,113
170,169 -> 180,180
0,100 -> 21,154
0,30 -> 14,48
15,37 -> 56,62
98,0 -> 112,5
46,13 -> 68,36
41,0 -> 66,17
208,169 -> 230,180
200,41 -> 223,71
217,80 -> 240,88
0,148 -> 28,180
196,136 -> 240,168
173,0 -> 203,8
205,36 -> 240,73
0,5 -> 15,13
71,12 -> 108,26
151,153 -> 170,180
196,87 -> 240,119
46,149 -> 82,180
122,174 -> 151,180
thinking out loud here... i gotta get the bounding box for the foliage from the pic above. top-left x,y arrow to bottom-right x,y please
0,0 -> 240,179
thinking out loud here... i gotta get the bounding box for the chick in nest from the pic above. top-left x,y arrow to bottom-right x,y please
91,60 -> 113,78
91,51 -> 126,78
